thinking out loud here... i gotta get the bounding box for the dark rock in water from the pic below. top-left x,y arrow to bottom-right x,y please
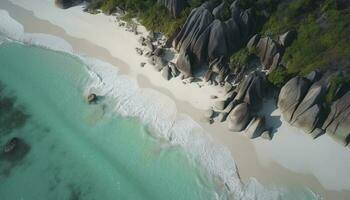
157,0 -> 187,18
1,137 -> 30,162
3,137 -> 19,154
322,91 -> 350,146
278,77 -> 311,122
55,0 -> 83,9
227,102 -> 251,132
87,93 -> 97,104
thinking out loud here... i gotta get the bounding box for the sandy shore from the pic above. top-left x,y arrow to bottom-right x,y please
1,0 -> 350,199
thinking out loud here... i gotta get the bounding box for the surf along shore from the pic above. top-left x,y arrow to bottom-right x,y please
1,0 -> 350,199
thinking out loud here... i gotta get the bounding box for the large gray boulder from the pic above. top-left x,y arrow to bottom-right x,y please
322,92 -> 350,146
55,0 -> 83,9
234,72 -> 265,109
293,104 -> 322,133
158,0 -> 187,18
173,2 -> 255,76
176,50 -> 192,77
291,82 -> 327,129
228,103 -> 251,132
278,77 -> 311,122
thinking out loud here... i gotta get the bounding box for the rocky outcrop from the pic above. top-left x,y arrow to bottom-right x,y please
322,91 -> 350,146
55,0 -> 83,9
234,71 -> 266,110
247,30 -> 296,71
158,0 -> 187,18
278,77 -> 311,122
227,103 -> 251,132
278,71 -> 350,146
176,49 -> 192,77
173,1 -> 256,80
291,82 -> 327,132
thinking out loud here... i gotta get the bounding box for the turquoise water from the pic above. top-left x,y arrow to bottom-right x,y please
0,41 -> 217,200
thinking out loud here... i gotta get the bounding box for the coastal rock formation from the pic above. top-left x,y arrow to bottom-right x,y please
173,1 -> 256,79
227,103 -> 251,132
322,91 -> 350,146
291,82 -> 327,132
234,71 -> 266,110
176,49 -> 192,77
278,77 -> 311,122
247,31 -> 296,71
55,0 -> 83,9
157,0 -> 187,18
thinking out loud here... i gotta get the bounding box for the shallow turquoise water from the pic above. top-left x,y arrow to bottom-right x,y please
0,41 -> 216,200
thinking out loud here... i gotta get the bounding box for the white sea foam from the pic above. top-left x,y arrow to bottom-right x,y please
0,9 -> 319,200
0,10 -> 73,53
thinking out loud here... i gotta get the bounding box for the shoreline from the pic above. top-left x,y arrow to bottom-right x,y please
1,0 -> 350,199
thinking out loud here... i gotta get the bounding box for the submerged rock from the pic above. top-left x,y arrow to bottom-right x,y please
87,93 -> 97,104
3,137 -> 19,154
1,137 -> 30,162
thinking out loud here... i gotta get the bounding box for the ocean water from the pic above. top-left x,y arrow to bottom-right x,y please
0,41 -> 217,200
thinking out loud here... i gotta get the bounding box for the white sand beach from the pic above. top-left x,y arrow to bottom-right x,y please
1,0 -> 350,199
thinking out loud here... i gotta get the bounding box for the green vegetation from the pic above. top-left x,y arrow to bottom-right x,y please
325,74 -> 350,104
267,67 -> 293,88
89,0 -> 196,36
262,0 -> 350,75
229,48 -> 253,69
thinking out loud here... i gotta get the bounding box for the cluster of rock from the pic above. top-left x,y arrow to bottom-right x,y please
205,71 -> 273,140
278,71 -> 350,146
172,1 -> 256,81
157,0 -> 187,18
137,32 -> 182,81
247,30 -> 296,72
